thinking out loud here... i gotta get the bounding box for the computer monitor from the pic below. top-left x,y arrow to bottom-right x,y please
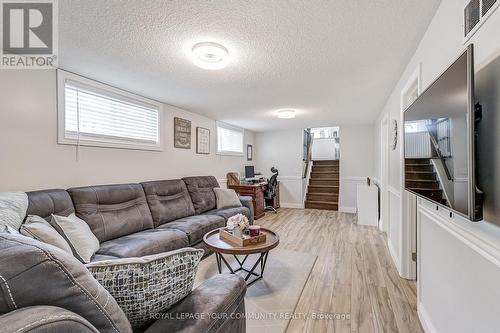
245,166 -> 255,178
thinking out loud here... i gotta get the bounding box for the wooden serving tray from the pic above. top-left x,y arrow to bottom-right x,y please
219,228 -> 266,247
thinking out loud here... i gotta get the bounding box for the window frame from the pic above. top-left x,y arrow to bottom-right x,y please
216,121 -> 245,156
57,70 -> 163,151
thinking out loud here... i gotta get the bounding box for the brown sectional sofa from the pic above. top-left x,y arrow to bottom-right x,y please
0,176 -> 253,333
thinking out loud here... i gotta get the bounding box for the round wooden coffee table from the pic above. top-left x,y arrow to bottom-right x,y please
203,228 -> 280,286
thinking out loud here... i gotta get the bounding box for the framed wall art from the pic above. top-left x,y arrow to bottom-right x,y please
247,144 -> 253,161
196,127 -> 210,154
174,117 -> 191,149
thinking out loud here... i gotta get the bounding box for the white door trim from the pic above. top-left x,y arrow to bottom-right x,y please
399,64 -> 422,280
379,114 -> 389,233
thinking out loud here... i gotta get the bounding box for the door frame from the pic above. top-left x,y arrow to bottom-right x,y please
379,114 -> 389,233
399,64 -> 422,280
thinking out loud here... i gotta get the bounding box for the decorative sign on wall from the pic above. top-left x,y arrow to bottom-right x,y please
247,144 -> 253,161
196,127 -> 210,154
174,117 -> 191,149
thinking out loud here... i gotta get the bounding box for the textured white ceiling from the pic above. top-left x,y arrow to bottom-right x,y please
58,0 -> 441,132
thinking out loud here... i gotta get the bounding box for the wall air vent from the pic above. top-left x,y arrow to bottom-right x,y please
482,0 -> 497,15
464,0 -> 500,40
464,0 -> 480,36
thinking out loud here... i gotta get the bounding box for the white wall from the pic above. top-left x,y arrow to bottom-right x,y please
375,0 -> 500,331
339,124 -> 375,212
418,200 -> 500,333
0,70 -> 254,191
254,129 -> 304,208
311,138 -> 335,160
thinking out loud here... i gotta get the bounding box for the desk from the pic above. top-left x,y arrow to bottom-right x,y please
228,182 -> 280,220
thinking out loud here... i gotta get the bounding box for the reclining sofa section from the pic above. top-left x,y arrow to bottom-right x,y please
25,176 -> 253,262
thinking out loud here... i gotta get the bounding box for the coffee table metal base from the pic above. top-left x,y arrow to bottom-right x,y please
215,252 -> 269,286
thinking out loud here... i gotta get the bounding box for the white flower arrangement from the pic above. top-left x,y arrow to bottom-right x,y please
226,214 -> 250,231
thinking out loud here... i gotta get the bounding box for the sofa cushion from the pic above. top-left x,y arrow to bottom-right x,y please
26,189 -> 75,221
91,253 -> 119,262
213,188 -> 242,210
97,229 -> 189,258
144,274 -> 246,333
141,180 -> 195,227
20,215 -> 73,255
51,213 -> 101,263
157,215 -> 225,245
203,206 -> 251,222
0,306 -> 100,333
68,184 -> 154,242
86,248 -> 204,327
0,233 -> 132,333
0,192 -> 28,231
182,176 -> 220,214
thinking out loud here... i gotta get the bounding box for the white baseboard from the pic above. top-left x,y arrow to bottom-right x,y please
418,301 -> 437,333
280,202 -> 304,209
387,239 -> 402,275
339,206 -> 357,213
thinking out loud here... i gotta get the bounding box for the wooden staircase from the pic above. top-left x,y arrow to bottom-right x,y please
305,160 -> 339,210
405,158 -> 447,205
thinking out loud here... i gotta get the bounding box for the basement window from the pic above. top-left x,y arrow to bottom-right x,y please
57,70 -> 162,151
216,121 -> 244,156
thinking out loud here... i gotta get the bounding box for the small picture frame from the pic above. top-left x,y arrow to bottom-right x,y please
247,144 -> 253,161
196,127 -> 210,154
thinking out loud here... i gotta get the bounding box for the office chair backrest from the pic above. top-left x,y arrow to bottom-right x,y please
266,167 -> 279,198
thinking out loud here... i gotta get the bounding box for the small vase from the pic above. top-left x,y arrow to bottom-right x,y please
233,228 -> 242,238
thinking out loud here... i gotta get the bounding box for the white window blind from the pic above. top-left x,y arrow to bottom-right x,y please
216,122 -> 244,155
58,70 -> 162,150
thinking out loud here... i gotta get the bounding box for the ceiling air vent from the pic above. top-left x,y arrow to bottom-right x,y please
464,0 -> 480,36
482,0 -> 497,15
464,0 -> 500,39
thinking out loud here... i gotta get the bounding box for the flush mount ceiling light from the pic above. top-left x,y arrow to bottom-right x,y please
277,109 -> 297,119
191,42 -> 229,70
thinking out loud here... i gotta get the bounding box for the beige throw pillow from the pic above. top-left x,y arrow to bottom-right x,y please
214,188 -> 242,209
51,213 -> 100,263
86,248 -> 204,327
21,215 -> 73,255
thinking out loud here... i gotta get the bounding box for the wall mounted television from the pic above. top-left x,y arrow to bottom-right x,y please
403,44 -> 483,221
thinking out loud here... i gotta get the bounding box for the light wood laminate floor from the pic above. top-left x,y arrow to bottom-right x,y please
257,208 -> 422,333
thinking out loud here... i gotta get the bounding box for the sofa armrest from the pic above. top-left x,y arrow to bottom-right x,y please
144,274 -> 246,333
0,306 -> 99,333
239,195 -> 254,225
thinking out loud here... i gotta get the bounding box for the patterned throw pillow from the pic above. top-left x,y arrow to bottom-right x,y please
85,248 -> 204,327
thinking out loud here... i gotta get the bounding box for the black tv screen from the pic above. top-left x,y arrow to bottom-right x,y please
404,45 -> 480,221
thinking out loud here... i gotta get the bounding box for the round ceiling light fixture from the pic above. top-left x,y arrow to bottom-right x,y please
192,42 -> 229,70
277,109 -> 297,119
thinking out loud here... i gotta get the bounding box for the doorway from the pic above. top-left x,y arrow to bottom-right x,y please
304,127 -> 340,211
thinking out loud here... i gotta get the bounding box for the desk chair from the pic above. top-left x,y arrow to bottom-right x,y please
265,167 -> 279,213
